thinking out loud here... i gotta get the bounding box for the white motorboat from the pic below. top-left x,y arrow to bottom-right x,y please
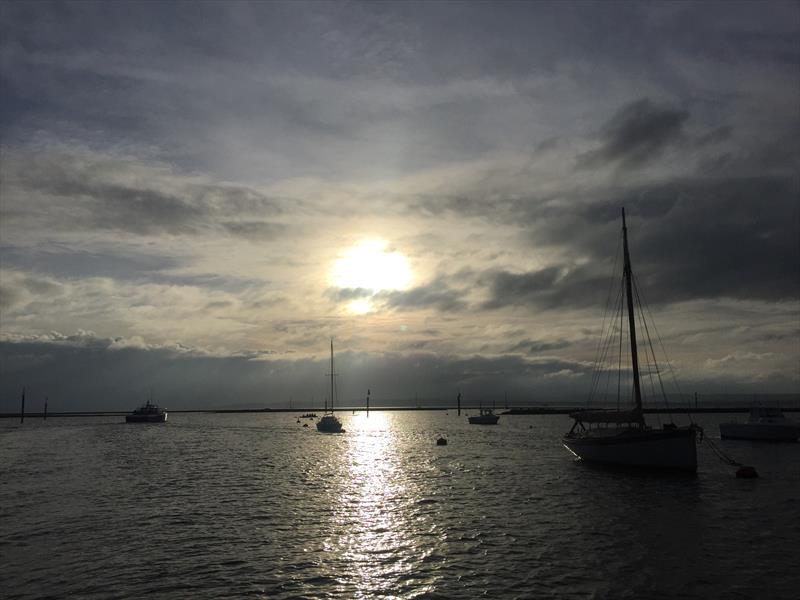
562,208 -> 698,471
125,399 -> 167,423
468,407 -> 500,425
720,407 -> 800,442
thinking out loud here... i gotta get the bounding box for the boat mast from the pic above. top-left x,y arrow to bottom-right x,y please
621,208 -> 644,416
329,338 -> 335,413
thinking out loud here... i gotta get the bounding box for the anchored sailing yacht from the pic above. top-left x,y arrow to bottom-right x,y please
317,339 -> 344,433
562,208 -> 698,471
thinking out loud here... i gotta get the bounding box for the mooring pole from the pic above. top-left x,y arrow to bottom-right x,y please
44,397 -> 48,420
366,389 -> 370,417
20,387 -> 25,424
457,391 -> 461,416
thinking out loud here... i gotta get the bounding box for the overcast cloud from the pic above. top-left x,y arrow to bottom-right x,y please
1,1 -> 798,410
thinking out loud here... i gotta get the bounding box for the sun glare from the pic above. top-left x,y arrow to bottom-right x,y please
332,239 -> 411,293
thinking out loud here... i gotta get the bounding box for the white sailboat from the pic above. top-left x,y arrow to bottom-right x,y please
317,339 -> 344,433
562,208 -> 698,471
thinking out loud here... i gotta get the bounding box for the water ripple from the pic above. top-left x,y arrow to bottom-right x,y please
2,412 -> 799,599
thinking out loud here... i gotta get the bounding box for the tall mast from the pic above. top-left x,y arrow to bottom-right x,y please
329,338 -> 335,413
622,208 -> 643,415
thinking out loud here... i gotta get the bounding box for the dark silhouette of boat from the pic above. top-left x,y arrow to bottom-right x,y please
317,339 -> 344,433
562,208 -> 698,471
720,406 -> 800,441
468,407 -> 500,425
125,399 -> 167,423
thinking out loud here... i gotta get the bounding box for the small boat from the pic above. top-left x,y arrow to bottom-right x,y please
125,399 -> 167,423
436,435 -> 448,446
301,413 -> 318,419
720,407 -> 800,442
562,209 -> 698,471
468,407 -> 500,425
317,339 -> 344,434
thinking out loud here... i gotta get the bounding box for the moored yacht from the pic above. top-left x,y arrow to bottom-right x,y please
562,209 -> 698,471
468,407 -> 500,425
720,407 -> 800,442
316,339 -> 344,434
125,399 -> 168,423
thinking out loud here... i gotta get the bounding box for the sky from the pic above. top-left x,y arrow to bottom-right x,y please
1,1 -> 798,411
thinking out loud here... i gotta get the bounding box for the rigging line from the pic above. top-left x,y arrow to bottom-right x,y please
617,275 -> 624,412
704,437 -> 743,467
588,233 -> 624,403
633,271 -> 693,422
634,284 -> 663,426
590,229 -> 624,399
589,274 -> 623,402
593,278 -> 624,404
632,275 -> 670,422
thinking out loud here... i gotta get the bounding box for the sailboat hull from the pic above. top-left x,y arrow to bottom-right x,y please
563,427 -> 697,471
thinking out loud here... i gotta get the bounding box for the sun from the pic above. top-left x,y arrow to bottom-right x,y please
331,240 -> 411,312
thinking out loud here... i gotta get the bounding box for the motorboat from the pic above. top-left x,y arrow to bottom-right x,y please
720,407 -> 800,441
562,209 -> 698,471
125,399 -> 167,423
468,407 -> 500,425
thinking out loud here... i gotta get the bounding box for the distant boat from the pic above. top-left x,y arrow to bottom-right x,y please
720,407 -> 800,442
125,398 -> 167,423
317,339 -> 344,433
300,412 -> 318,419
562,208 -> 698,471
468,406 -> 500,425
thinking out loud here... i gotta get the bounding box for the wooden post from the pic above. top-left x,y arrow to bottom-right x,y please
457,391 -> 461,416
44,397 -> 48,420
20,387 -> 25,424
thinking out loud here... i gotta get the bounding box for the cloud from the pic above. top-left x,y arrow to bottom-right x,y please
0,148 -> 290,237
577,98 -> 689,168
506,338 -> 573,354
379,279 -> 468,312
0,331 -> 599,411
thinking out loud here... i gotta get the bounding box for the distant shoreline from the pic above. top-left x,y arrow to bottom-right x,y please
2,405 -> 799,418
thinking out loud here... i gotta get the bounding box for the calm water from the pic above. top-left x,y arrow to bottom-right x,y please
2,412 -> 799,599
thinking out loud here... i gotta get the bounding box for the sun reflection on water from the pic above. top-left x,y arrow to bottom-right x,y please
328,412 -> 433,597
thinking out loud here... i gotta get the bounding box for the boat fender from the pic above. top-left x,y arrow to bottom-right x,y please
736,466 -> 758,479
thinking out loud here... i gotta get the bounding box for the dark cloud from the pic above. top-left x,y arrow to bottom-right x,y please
326,278 -> 468,313
0,333 -> 596,411
326,287 -> 374,302
2,151 -> 286,236
0,245 -> 184,280
506,338 -> 573,354
481,265 -> 609,311
577,98 -> 689,169
480,174 -> 799,309
380,279 -> 468,312
221,221 -> 287,240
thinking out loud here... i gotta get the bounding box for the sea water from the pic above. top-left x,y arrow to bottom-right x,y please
2,412 -> 799,599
